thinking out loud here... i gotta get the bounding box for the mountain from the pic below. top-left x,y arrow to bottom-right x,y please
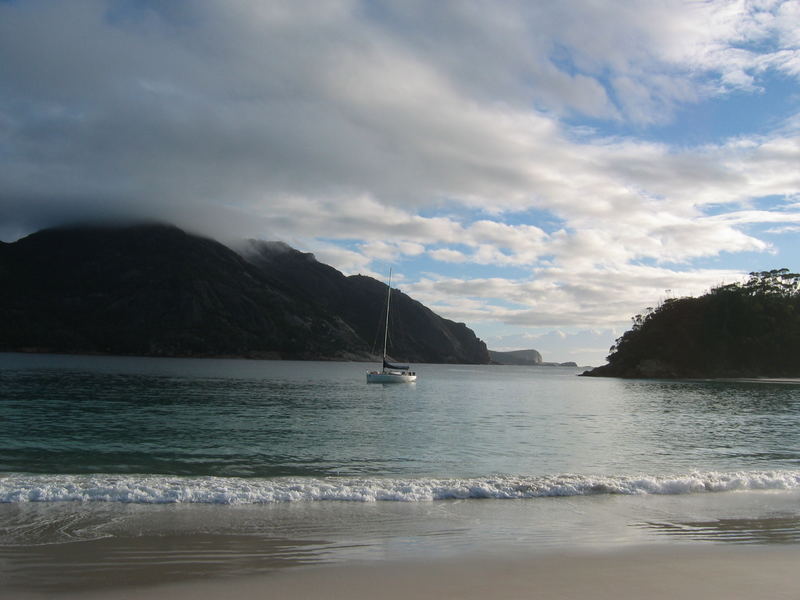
238,239 -> 490,364
583,269 -> 800,378
488,349 -> 543,365
0,224 -> 489,364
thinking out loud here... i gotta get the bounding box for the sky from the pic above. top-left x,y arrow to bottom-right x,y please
1,0 -> 799,366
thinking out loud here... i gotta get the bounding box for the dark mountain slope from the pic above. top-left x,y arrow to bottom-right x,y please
343,275 -> 488,364
238,240 -> 490,364
0,224 -> 367,358
1,224 -> 489,363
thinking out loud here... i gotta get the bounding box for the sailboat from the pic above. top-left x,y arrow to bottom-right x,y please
366,269 -> 417,383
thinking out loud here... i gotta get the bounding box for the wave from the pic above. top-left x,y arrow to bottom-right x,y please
2,471 -> 800,504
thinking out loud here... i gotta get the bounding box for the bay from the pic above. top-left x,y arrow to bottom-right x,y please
3,353 -> 800,481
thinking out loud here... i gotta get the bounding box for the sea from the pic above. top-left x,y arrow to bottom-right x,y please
2,352 -> 800,592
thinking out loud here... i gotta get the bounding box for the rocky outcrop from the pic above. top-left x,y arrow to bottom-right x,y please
488,349 -> 543,365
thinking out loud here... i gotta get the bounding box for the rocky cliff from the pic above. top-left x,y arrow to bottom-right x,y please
488,349 -> 543,365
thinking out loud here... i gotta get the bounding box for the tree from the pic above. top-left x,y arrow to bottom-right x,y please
585,269 -> 800,378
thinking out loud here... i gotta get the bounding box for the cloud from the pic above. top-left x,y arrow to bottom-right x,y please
766,225 -> 800,234
3,1 -> 798,234
406,265 -> 746,331
428,248 -> 468,263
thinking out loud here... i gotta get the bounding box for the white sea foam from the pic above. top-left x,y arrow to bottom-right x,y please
2,471 -> 800,504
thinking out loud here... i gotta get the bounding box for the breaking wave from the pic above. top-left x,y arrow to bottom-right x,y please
2,471 -> 800,504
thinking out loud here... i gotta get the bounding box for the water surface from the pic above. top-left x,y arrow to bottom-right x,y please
2,353 -> 800,591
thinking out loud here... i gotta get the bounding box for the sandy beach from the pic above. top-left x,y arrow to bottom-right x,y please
9,545 -> 798,600
5,489 -> 800,599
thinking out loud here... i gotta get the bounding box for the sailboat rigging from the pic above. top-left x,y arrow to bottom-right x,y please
366,269 -> 417,383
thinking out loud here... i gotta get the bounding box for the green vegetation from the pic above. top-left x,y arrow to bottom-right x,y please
584,269 -> 800,378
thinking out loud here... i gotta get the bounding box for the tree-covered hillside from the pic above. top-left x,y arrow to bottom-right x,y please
584,269 -> 800,378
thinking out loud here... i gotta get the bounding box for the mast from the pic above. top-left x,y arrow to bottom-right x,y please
382,268 -> 392,362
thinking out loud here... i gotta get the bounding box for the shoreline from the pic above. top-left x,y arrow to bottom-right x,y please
13,545 -> 800,600
5,494 -> 800,599
581,367 -> 800,383
1,350 -> 589,368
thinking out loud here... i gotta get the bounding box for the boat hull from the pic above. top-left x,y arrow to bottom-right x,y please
366,371 -> 417,383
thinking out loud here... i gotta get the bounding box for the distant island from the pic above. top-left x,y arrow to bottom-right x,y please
0,224 -> 489,364
489,349 -> 577,367
583,269 -> 800,378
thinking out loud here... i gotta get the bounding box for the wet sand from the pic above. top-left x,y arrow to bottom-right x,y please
9,545 -> 800,600
5,495 -> 800,599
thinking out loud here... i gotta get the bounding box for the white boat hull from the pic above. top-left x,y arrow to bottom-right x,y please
366,370 -> 417,383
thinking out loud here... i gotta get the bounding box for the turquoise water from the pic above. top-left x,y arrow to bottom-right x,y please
3,353 -> 800,484
2,353 -> 800,590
